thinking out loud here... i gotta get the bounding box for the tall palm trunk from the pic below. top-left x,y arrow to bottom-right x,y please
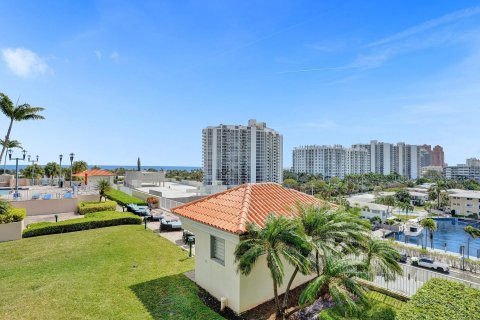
272,278 -> 281,316
282,267 -> 299,315
316,250 -> 320,277
0,119 -> 13,164
3,151 -> 7,174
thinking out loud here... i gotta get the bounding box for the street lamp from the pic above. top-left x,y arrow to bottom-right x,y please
59,154 -> 63,187
27,154 -> 39,186
69,153 -> 74,187
9,149 -> 27,199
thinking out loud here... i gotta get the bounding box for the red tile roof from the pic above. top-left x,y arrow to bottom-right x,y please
73,169 -> 115,177
172,183 -> 326,234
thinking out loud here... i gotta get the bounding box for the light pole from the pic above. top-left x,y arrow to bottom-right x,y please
27,155 -> 39,186
9,149 -> 27,198
59,154 -> 63,187
69,153 -> 74,187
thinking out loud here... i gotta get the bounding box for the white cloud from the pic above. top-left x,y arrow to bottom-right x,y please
1,48 -> 52,78
94,50 -> 102,60
110,51 -> 120,63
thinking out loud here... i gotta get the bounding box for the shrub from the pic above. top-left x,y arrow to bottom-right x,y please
147,197 -> 159,205
23,211 -> 142,238
105,189 -> 147,206
0,208 -> 26,224
397,278 -> 480,320
78,201 -> 117,215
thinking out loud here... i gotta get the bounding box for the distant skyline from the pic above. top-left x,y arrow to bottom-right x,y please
1,1 -> 479,167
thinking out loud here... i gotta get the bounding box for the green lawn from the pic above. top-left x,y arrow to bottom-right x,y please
0,225 -> 224,320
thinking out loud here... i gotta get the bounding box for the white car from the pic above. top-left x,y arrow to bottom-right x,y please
412,257 -> 449,273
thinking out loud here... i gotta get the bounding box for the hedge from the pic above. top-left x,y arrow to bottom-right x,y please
105,189 -> 147,206
397,278 -> 480,320
0,208 -> 26,224
23,211 -> 142,238
78,201 -> 117,215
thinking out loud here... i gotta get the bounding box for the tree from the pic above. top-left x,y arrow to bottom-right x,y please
44,162 -> 60,184
429,182 -> 446,209
234,214 -> 310,317
282,178 -> 298,189
395,189 -> 411,204
95,179 -> 111,201
420,218 -> 437,249
71,161 -> 88,174
397,201 -> 413,216
464,226 -> 480,259
0,138 -> 21,174
137,157 -> 141,171
21,164 -> 44,179
376,195 -> 396,213
295,255 -> 370,318
297,204 -> 370,277
0,93 -> 45,162
0,198 -> 12,215
363,238 -> 402,281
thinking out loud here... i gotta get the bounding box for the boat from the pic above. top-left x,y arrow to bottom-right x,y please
403,219 -> 424,237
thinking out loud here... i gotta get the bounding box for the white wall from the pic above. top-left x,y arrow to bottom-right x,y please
181,218 -> 242,313
180,217 -> 316,314
0,220 -> 23,242
10,194 -> 99,216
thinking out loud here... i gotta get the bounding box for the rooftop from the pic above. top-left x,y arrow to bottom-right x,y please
448,189 -> 480,198
138,182 -> 199,199
172,183 -> 324,234
73,169 -> 115,177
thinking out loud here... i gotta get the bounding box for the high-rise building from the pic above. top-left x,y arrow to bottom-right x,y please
419,144 -> 433,168
292,145 -> 346,178
292,140 -> 421,180
202,119 -> 283,186
432,145 -> 445,167
466,158 -> 480,167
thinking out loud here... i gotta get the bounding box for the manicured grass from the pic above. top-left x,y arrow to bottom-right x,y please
106,189 -> 147,206
393,214 -> 417,222
0,225 -> 224,320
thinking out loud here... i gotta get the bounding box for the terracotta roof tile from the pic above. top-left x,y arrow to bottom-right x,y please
73,169 -> 115,177
172,183 -> 327,234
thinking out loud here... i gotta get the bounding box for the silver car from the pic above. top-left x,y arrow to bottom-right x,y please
412,257 -> 449,273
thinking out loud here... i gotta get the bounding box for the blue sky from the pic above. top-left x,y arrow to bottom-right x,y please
1,1 -> 479,167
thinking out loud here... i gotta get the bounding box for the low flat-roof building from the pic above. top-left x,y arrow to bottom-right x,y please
447,189 -> 480,217
172,183 -> 324,314
348,200 -> 392,222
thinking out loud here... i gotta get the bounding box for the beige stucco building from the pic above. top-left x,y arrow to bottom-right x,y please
447,189 -> 480,217
172,183 -> 322,314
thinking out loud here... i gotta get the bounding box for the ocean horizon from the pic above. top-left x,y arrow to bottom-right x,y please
2,165 -> 201,171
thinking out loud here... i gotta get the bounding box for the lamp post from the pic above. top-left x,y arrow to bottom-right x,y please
9,149 -> 27,198
69,153 -> 74,187
27,155 -> 39,186
59,154 -> 63,186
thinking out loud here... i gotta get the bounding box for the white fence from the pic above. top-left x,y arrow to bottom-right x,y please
372,263 -> 480,297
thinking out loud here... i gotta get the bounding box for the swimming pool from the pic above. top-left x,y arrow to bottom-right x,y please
390,218 -> 480,258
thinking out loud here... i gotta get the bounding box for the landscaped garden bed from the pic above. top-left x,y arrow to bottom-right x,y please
77,200 -> 117,214
398,278 -> 480,320
105,189 -> 147,206
0,202 -> 26,242
23,211 -> 141,237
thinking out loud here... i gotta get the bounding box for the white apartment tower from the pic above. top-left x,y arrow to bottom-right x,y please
293,141 -> 421,180
202,119 -> 283,186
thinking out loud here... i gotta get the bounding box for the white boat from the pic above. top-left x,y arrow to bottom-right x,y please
403,219 -> 424,237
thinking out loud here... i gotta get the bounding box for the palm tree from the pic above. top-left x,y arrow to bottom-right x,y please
234,214 -> 310,317
0,93 -> 45,162
0,138 -> 21,174
294,255 -> 370,318
420,218 -> 437,249
397,201 -> 413,217
95,179 -> 111,201
363,238 -> 402,281
464,226 -> 480,259
296,204 -> 370,277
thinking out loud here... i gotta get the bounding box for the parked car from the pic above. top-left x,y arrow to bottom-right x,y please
411,257 -> 449,273
397,253 -> 407,263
